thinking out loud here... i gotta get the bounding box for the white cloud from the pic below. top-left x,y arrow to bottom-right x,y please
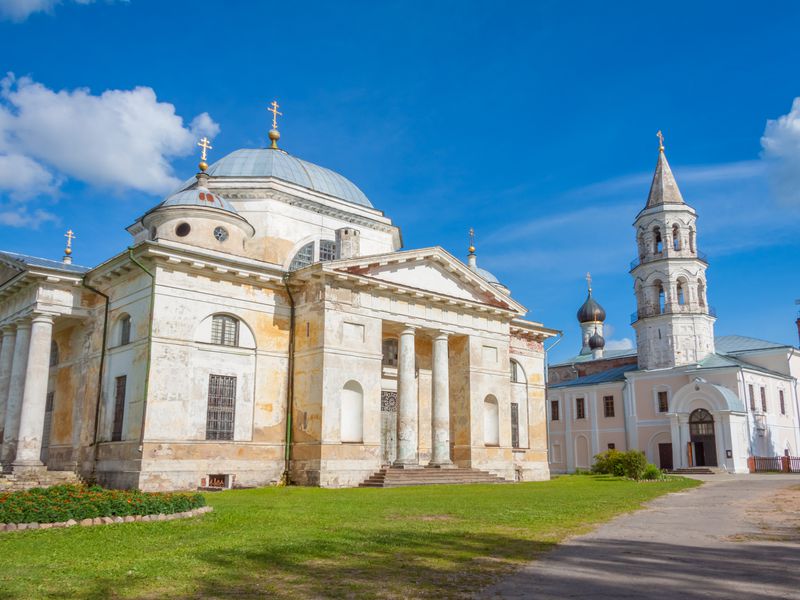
605,337 -> 635,351
0,0 -> 109,22
0,206 -> 58,228
761,97 -> 800,207
0,153 -> 59,199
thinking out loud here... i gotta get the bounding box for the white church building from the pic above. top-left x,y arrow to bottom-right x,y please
548,139 -> 800,474
0,119 -> 556,491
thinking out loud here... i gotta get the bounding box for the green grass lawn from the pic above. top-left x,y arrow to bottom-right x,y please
0,475 -> 699,599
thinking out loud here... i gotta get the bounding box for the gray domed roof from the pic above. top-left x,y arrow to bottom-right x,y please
476,266 -> 500,284
159,187 -> 239,214
577,291 -> 606,323
192,148 -> 372,208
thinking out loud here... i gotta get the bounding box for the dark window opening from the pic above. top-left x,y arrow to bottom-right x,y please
780,390 -> 786,415
382,338 -> 398,367
603,395 -> 615,418
551,400 -> 559,421
576,397 -> 586,420
511,403 -> 520,449
112,375 -> 126,441
206,374 -> 236,440
760,387 -> 767,413
176,222 -> 191,237
657,391 -> 669,413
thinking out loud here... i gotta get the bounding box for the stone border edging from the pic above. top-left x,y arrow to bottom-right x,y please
0,505 -> 213,532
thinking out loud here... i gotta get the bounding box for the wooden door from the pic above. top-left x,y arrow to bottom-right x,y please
658,443 -> 673,470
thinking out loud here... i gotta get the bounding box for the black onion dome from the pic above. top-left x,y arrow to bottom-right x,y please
577,292 -> 606,323
588,330 -> 606,350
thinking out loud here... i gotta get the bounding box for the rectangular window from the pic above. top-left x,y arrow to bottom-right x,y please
608,443 -> 616,450
603,395 -> 615,418
382,338 -> 398,367
779,390 -> 786,415
550,400 -> 559,421
112,376 -> 126,441
760,387 -> 767,413
576,397 -> 586,420
657,390 -> 669,413
206,374 -> 236,440
120,316 -> 131,346
511,403 -> 520,449
319,240 -> 337,262
748,384 -> 755,411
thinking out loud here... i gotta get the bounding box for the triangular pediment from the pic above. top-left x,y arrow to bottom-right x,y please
328,247 -> 526,313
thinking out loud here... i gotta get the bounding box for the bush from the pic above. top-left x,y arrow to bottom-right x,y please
0,484 -> 206,524
641,463 -> 664,480
592,449 -> 653,480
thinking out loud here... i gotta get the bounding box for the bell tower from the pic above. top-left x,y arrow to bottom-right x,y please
631,133 -> 715,370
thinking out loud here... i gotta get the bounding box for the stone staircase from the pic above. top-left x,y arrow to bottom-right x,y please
669,467 -> 719,475
0,467 -> 83,492
359,466 -> 511,488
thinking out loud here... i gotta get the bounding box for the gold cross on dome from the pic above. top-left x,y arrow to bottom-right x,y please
585,271 -> 592,292
656,130 -> 665,150
65,229 -> 75,248
197,137 -> 212,161
267,100 -> 282,129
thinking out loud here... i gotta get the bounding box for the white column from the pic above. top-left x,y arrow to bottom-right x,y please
1,320 -> 31,465
13,314 -> 54,467
0,325 -> 17,442
394,326 -> 418,466
430,331 -> 452,466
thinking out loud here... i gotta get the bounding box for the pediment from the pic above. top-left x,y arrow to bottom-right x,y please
330,248 -> 525,313
0,255 -> 24,288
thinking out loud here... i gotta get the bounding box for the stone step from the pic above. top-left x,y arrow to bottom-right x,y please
670,467 -> 717,475
358,466 -> 511,488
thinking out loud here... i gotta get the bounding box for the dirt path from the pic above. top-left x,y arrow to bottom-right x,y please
481,475 -> 800,599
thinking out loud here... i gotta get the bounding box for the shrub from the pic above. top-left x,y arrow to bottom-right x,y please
0,485 -> 206,524
641,463 -> 664,480
592,449 -> 654,480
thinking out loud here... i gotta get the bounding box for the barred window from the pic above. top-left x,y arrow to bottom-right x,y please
289,242 -> 315,271
49,341 -> 59,367
603,395 -> 615,418
206,374 -> 236,440
211,315 -> 239,347
112,376 -> 126,441
120,315 -> 132,346
550,400 -> 559,421
576,397 -> 586,420
319,239 -> 337,262
657,390 -> 669,413
511,403 -> 520,449
760,387 -> 767,413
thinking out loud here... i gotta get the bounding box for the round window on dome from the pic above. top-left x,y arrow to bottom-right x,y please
176,222 -> 191,237
213,226 -> 229,242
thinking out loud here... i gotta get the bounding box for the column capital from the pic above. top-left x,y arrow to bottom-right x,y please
13,318 -> 32,331
30,313 -> 55,326
432,330 -> 453,341
1,324 -> 16,334
400,324 -> 418,335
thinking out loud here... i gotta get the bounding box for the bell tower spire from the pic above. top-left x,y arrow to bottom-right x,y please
631,134 -> 715,369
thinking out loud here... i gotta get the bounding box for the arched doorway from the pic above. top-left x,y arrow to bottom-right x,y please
689,408 -> 717,467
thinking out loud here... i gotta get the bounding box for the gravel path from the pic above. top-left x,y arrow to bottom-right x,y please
482,475 -> 800,600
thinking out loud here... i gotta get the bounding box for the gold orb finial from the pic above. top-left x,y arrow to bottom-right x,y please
656,130 -> 665,152
63,229 -> 75,263
268,128 -> 281,150
468,227 -> 476,254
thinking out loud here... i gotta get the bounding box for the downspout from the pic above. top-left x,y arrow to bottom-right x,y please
82,280 -> 109,477
543,332 -> 563,468
280,274 -> 296,486
127,248 -> 155,456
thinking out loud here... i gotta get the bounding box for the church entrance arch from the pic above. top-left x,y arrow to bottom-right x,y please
689,408 -> 717,467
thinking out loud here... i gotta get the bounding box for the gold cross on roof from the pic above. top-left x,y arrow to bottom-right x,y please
64,229 -> 75,256
468,227 -> 476,254
197,137 -> 212,161
267,100 -> 283,130
656,130 -> 665,151
585,271 -> 592,292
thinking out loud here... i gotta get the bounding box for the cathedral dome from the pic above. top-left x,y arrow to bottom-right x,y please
577,292 -> 606,323
588,329 -> 606,350
159,187 -> 239,215
193,148 -> 373,208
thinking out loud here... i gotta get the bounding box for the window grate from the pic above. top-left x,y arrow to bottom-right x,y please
319,239 -> 337,262
511,403 -> 520,448
576,398 -> 585,420
112,376 -> 126,441
657,391 -> 669,413
211,315 -> 239,347
289,242 -> 315,271
206,374 -> 236,440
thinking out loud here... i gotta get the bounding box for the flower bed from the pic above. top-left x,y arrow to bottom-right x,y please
0,484 -> 206,524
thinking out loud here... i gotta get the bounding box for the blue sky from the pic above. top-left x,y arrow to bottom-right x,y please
1,0 -> 799,362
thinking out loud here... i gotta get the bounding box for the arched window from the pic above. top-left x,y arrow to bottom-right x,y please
289,242 -> 315,271
119,314 -> 132,346
510,359 -> 526,383
689,227 -> 696,253
672,224 -> 681,251
654,280 -> 666,314
211,315 -> 239,346
653,227 -> 663,254
49,341 -> 59,367
484,395 -> 499,446
340,380 -> 364,443
697,279 -> 706,307
676,279 -> 686,306
319,239 -> 337,262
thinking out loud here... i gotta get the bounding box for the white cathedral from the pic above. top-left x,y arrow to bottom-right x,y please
548,139 -> 800,474
0,117 -> 556,491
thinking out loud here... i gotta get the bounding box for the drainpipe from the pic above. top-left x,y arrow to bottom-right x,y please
82,280 -> 109,477
543,332 -> 563,468
127,248 -> 155,457
280,274 -> 296,486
